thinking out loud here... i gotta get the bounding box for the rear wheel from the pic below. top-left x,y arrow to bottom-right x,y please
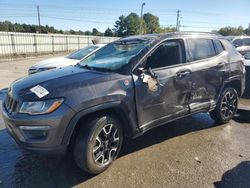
210,87 -> 238,123
74,114 -> 123,174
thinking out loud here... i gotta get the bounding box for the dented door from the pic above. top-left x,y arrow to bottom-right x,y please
133,64 -> 192,130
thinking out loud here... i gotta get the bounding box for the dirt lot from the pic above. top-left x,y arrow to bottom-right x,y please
0,56 -> 249,188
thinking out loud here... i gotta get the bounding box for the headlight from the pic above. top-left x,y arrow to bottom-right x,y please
19,98 -> 64,115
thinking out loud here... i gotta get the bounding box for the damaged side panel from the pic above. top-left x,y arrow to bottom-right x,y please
133,64 -> 193,130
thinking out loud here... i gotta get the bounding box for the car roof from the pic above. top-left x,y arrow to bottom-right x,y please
117,32 -> 223,43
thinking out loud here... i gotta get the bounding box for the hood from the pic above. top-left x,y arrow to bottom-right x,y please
32,57 -> 79,68
9,66 -> 111,101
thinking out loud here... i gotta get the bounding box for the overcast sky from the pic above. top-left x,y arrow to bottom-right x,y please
0,0 -> 249,32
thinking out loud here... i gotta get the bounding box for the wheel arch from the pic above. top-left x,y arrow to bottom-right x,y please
222,79 -> 242,97
62,101 -> 139,146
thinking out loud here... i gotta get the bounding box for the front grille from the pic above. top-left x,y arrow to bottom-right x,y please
5,94 -> 19,113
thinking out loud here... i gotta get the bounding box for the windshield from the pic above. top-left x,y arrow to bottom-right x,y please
67,46 -> 99,60
79,39 -> 151,71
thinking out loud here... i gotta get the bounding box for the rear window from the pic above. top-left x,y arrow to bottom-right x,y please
232,38 -> 250,47
187,38 -> 216,61
213,40 -> 224,54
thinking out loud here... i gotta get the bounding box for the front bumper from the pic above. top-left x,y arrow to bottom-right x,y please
2,102 -> 75,155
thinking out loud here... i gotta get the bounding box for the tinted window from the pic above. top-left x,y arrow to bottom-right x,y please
188,39 -> 216,61
146,41 -> 182,69
213,40 -> 224,54
232,39 -> 243,47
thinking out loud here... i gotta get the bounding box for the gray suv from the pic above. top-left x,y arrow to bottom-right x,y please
2,32 -> 246,174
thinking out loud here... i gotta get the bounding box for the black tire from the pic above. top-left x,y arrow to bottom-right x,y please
74,114 -> 123,174
210,87 -> 238,123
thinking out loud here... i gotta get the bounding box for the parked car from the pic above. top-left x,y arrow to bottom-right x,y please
2,32 -> 245,174
231,37 -> 250,94
28,44 -> 105,74
237,46 -> 250,94
231,36 -> 250,48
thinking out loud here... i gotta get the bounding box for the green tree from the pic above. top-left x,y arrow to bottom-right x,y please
143,13 -> 160,34
92,28 -> 99,36
157,27 -> 176,33
104,28 -> 113,36
85,30 -> 92,35
125,13 -> 142,36
218,26 -> 245,36
113,15 -> 127,37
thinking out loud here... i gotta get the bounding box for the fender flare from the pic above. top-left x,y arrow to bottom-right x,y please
61,101 -> 138,145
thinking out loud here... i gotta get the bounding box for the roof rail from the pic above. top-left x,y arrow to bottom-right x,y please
173,31 -> 221,36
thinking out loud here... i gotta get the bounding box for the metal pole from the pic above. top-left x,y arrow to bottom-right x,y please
176,10 -> 180,31
140,2 -> 146,34
37,5 -> 41,33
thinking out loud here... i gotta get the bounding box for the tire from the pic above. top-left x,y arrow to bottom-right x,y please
74,114 -> 123,174
210,87 -> 238,123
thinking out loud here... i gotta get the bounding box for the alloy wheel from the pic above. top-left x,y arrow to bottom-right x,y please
92,124 -> 120,167
221,91 -> 237,119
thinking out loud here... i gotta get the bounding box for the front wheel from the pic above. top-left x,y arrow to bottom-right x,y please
74,114 -> 123,174
210,87 -> 238,123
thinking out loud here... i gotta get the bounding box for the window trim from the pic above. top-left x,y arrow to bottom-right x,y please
213,39 -> 225,55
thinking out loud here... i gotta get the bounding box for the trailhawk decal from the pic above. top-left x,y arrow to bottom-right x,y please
30,85 -> 49,98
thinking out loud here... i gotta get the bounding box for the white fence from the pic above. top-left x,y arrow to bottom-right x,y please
0,32 -> 118,57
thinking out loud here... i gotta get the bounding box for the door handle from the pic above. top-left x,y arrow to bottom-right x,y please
176,70 -> 191,78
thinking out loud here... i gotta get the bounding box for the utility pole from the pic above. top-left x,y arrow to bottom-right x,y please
37,5 -> 41,33
140,2 -> 146,34
176,9 -> 180,31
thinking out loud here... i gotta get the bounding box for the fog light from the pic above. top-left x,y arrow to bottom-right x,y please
19,126 -> 51,139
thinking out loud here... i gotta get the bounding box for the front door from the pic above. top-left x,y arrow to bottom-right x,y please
133,39 -> 193,130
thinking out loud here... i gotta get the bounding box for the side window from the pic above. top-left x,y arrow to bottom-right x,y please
232,38 -> 243,47
244,51 -> 250,60
213,40 -> 224,54
146,41 -> 182,69
187,38 -> 216,61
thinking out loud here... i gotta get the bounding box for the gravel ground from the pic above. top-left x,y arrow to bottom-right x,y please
0,56 -> 249,188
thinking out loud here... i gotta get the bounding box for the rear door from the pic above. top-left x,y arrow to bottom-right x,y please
187,38 -> 229,112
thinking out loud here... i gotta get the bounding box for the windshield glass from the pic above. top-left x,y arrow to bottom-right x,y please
79,39 -> 151,71
67,46 -> 99,60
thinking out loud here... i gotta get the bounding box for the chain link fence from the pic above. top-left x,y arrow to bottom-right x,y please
0,31 -> 118,58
